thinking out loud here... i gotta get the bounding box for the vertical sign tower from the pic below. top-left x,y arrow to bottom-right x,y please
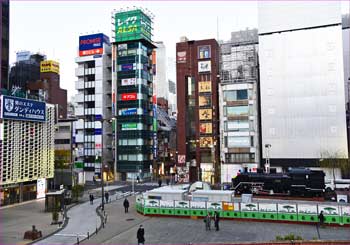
112,8 -> 156,180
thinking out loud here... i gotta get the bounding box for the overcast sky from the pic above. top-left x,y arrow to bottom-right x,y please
10,1 -> 350,100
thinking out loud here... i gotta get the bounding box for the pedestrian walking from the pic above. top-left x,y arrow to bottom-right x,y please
204,213 -> 211,231
158,178 -> 162,187
137,225 -> 145,245
214,211 -> 220,231
89,194 -> 94,205
93,176 -> 96,185
105,192 -> 109,204
137,176 -> 140,183
318,210 -> 325,228
123,198 -> 130,213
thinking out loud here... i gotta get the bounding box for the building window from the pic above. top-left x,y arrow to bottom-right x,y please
225,153 -> 255,163
224,106 -> 249,117
225,136 -> 250,147
223,89 -> 248,102
200,152 -> 212,163
225,120 -> 250,131
54,139 -> 70,144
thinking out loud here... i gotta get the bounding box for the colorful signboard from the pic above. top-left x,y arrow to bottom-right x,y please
40,60 -> 59,74
178,155 -> 185,164
199,109 -> 212,120
198,81 -> 212,93
1,95 -> 46,122
79,33 -> 109,57
200,137 -> 213,148
198,61 -> 211,73
114,10 -> 152,43
177,51 -> 187,63
119,108 -> 137,116
198,45 -> 211,59
199,95 -> 211,107
122,123 -> 138,130
121,78 -> 136,86
200,123 -> 212,134
121,93 -> 137,101
121,63 -> 135,71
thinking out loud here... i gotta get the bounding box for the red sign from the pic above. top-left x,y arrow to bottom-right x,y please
121,93 -> 137,101
79,48 -> 103,57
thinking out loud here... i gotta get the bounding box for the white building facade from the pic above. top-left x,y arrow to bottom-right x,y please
74,33 -> 113,182
258,2 -> 348,171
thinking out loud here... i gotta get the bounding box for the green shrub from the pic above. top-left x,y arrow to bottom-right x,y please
276,233 -> 303,241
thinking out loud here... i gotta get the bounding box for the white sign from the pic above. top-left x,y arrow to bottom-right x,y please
121,78 -> 136,86
36,178 -> 46,199
198,61 -> 211,73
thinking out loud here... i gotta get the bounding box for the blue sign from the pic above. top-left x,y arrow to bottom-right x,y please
120,108 -> 137,116
1,95 -> 46,122
79,33 -> 110,51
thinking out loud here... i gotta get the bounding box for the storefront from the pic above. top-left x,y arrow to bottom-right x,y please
0,180 -> 38,206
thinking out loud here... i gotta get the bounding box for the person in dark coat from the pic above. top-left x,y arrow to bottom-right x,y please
158,178 -> 162,187
123,198 -> 130,213
214,211 -> 220,231
137,225 -> 145,245
205,213 -> 211,231
89,194 -> 94,205
105,192 -> 109,204
318,210 -> 325,227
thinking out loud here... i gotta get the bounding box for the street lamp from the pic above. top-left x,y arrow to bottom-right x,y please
265,144 -> 271,173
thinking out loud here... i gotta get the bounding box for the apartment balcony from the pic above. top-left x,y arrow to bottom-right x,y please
75,81 -> 84,90
75,107 -> 84,117
75,94 -> 84,103
84,94 -> 95,102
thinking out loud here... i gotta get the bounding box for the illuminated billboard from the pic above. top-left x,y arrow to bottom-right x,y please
199,95 -> 211,107
40,60 -> 59,74
198,61 -> 211,73
114,9 -> 152,43
200,123 -> 212,134
198,45 -> 211,59
200,137 -> 213,148
79,33 -> 110,57
199,81 -> 212,93
199,109 -> 212,120
1,95 -> 46,122
121,93 -> 137,101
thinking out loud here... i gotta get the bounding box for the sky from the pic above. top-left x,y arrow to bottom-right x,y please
10,1 -> 350,100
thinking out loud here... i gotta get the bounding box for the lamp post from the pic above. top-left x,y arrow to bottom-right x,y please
265,144 -> 271,173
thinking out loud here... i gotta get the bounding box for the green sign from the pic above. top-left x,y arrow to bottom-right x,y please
122,123 -> 138,130
114,10 -> 152,43
75,162 -> 83,169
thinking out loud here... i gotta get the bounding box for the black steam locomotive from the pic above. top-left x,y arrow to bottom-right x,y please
232,168 -> 325,197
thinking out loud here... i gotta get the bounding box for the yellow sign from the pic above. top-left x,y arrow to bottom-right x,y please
40,60 -> 59,74
199,109 -> 212,120
200,123 -> 212,134
223,202 -> 234,211
199,81 -> 212,93
199,96 -> 211,107
200,137 -> 213,148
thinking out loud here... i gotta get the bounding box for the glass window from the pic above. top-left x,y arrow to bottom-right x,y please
225,120 -> 250,131
224,89 -> 248,102
226,136 -> 251,147
237,90 -> 248,100
225,106 -> 249,117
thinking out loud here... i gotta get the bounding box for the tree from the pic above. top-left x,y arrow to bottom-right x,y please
323,207 -> 337,215
282,205 -> 295,213
319,150 -> 350,182
71,185 -> 84,202
245,204 -> 256,211
210,203 -> 221,209
178,201 -> 188,208
148,200 -> 158,207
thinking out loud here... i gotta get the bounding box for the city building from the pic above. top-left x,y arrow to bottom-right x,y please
219,29 -> 260,183
8,52 -> 67,118
0,0 -> 9,90
53,118 -> 77,189
0,95 -> 55,206
176,37 -> 220,183
258,2 -> 348,174
74,33 -> 113,182
112,8 -> 156,180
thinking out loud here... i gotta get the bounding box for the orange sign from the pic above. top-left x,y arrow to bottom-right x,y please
200,137 -> 213,148
199,109 -> 212,120
200,123 -> 212,134
199,81 -> 211,93
223,202 -> 234,211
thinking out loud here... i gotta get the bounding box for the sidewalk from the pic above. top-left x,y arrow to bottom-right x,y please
32,185 -> 124,245
0,198 -> 62,245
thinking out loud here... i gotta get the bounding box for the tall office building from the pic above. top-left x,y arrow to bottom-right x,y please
0,0 -> 9,90
219,29 -> 260,183
258,2 -> 348,172
176,38 -> 220,183
111,8 -> 155,180
0,96 -> 55,206
74,33 -> 113,182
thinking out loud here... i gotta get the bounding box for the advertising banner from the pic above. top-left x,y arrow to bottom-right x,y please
178,155 -> 185,164
241,203 -> 259,212
121,93 -> 137,101
114,10 -> 152,42
119,108 -> 137,116
200,123 -> 212,134
177,51 -> 187,63
198,45 -> 211,59
79,33 -> 109,57
199,109 -> 212,120
36,178 -> 46,199
121,63 -> 135,71
277,204 -> 297,213
198,61 -> 211,73
122,123 -> 137,130
198,81 -> 212,93
40,60 -> 59,74
200,137 -> 213,148
199,95 -> 211,107
121,78 -> 136,86
1,95 -> 46,122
